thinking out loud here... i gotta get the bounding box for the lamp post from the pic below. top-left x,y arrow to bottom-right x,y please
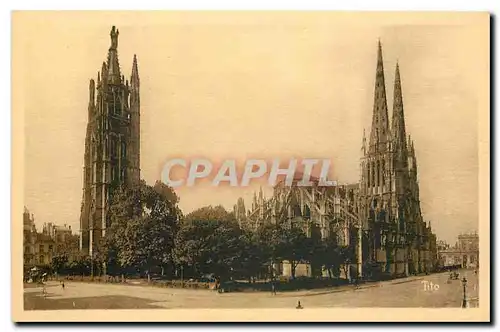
181,265 -> 184,287
462,277 -> 468,308
90,252 -> 94,279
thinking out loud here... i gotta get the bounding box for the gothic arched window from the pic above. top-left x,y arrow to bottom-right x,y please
372,162 -> 376,187
121,142 -> 127,159
367,163 -> 370,188
111,138 -> 117,158
381,162 -> 385,186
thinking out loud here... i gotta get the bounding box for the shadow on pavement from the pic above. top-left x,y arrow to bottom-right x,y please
24,292 -> 163,310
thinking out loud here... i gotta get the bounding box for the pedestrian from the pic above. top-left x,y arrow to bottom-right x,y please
42,283 -> 47,298
61,281 -> 65,290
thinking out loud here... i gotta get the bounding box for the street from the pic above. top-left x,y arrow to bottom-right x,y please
24,270 -> 479,310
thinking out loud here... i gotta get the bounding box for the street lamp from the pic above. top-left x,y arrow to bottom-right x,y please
462,277 -> 468,308
181,265 -> 184,288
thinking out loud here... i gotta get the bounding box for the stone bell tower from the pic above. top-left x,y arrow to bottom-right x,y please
79,26 -> 141,257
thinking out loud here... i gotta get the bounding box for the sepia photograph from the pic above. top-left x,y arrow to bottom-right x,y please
11,11 -> 490,322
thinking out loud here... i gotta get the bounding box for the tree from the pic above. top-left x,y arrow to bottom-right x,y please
237,229 -> 266,282
50,254 -> 68,275
320,236 -> 342,279
105,180 -> 181,278
255,223 -> 284,280
67,253 -> 91,276
184,205 -> 236,224
280,226 -> 309,279
173,205 -> 242,280
339,245 -> 355,280
50,234 -> 80,275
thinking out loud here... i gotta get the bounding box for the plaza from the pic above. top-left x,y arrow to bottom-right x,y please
24,270 -> 478,310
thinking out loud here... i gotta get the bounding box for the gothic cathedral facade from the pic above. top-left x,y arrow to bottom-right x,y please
79,26 -> 141,256
358,41 -> 435,276
236,41 -> 437,278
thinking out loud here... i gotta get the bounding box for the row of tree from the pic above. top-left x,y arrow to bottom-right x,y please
51,180 -> 355,281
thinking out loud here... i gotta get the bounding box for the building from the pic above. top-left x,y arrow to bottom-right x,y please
458,232 -> 479,268
79,26 -> 141,257
235,41 -> 438,279
43,222 -> 73,243
438,232 -> 479,269
23,207 -> 56,266
23,207 -> 37,265
43,222 -> 80,262
34,233 -> 56,266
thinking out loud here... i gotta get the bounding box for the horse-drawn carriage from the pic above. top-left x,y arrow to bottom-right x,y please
449,271 -> 460,280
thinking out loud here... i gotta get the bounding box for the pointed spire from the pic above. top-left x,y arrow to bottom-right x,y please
362,128 -> 367,154
88,79 -> 95,121
409,136 -> 415,155
100,62 -> 108,86
368,39 -> 390,153
131,54 -> 140,87
392,61 -> 408,157
411,140 -> 417,170
89,79 -> 95,104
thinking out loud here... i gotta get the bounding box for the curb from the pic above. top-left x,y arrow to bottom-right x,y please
281,276 -> 426,298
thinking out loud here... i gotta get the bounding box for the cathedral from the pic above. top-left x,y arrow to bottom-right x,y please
235,41 -> 438,279
79,26 -> 141,256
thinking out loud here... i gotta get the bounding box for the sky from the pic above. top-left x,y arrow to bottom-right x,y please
15,12 -> 488,244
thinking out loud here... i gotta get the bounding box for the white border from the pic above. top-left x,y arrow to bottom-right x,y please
3,1 -> 498,332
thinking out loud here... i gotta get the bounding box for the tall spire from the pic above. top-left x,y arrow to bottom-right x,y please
131,54 -> 140,87
88,79 -> 95,120
107,26 -> 121,84
128,52 -> 141,185
361,128 -> 367,155
368,40 -> 390,153
392,62 -> 408,160
410,139 -> 417,172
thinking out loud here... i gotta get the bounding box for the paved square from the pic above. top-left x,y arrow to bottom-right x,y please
24,270 -> 479,310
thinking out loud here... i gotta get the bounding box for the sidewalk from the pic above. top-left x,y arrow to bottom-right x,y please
276,273 -> 430,298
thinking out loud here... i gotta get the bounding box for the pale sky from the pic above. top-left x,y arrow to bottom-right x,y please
15,12 -> 488,244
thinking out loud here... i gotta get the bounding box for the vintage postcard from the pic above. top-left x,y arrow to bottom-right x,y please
12,11 -> 490,322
